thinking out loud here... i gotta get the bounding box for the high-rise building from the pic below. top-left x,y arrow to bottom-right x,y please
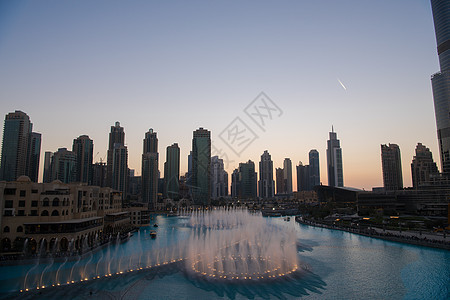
142,129 -> 158,209
296,162 -> 310,192
258,150 -> 274,199
107,122 -> 125,187
327,127 -> 344,187
238,160 -> 257,199
210,156 -> 228,199
0,111 -> 41,182
112,144 -> 128,198
381,144 -> 403,191
164,143 -> 180,200
73,135 -> 93,184
309,150 -> 320,188
43,151 -> 52,183
231,169 -> 240,198
283,158 -> 293,194
431,0 -> 450,175
411,143 -> 439,188
191,128 -> 211,205
275,167 -> 285,195
92,161 -> 107,187
50,148 -> 77,183
26,132 -> 41,183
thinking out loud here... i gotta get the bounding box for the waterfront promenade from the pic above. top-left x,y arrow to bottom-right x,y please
295,217 -> 450,250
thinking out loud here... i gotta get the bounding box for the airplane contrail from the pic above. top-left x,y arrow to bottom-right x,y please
337,78 -> 347,91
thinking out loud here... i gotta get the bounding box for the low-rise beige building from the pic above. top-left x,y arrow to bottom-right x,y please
0,176 -> 132,255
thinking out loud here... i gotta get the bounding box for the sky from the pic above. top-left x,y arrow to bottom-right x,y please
0,0 -> 441,190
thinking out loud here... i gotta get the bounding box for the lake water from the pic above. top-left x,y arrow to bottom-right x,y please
0,214 -> 448,299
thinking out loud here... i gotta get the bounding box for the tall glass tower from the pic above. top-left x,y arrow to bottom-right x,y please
73,135 -> 94,184
0,111 -> 41,182
191,128 -> 211,205
326,127 -> 344,187
164,143 -> 180,200
258,150 -> 275,199
142,129 -> 158,209
107,121 -> 125,187
431,0 -> 450,175
309,149 -> 320,188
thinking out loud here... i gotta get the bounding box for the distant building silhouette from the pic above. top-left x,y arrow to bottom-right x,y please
327,127 -> 343,187
381,144 -> 403,191
283,158 -> 293,194
296,162 -> 310,192
308,150 -> 320,189
142,129 -> 158,209
431,0 -> 450,175
411,143 -> 439,189
43,151 -> 52,183
276,167 -> 285,195
210,156 -> 228,199
164,143 -> 180,200
191,128 -> 211,205
259,150 -> 275,199
73,135 -> 93,184
107,122 -> 125,188
50,148 -> 77,183
0,111 -> 41,182
232,160 -> 257,200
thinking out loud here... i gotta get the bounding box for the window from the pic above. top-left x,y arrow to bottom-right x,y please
30,210 -> 38,216
41,210 -> 49,216
19,190 -> 26,197
17,210 -> 25,216
4,188 -> 16,195
52,198 -> 59,206
17,226 -> 23,233
19,200 -> 25,207
31,201 -> 38,207
51,210 -> 59,216
4,200 -> 13,209
3,226 -> 10,233
4,210 -> 12,216
43,198 -> 49,206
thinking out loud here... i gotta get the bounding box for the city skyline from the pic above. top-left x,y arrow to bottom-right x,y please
0,0 -> 440,190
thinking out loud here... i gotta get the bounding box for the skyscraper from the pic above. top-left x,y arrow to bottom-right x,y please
50,148 -> 77,183
107,122 -> 125,187
327,127 -> 344,187
411,143 -> 439,188
296,162 -> 310,192
210,156 -> 228,199
283,158 -> 293,194
0,111 -> 41,182
164,143 -> 180,200
309,149 -> 320,188
43,151 -> 52,183
239,160 -> 257,199
112,144 -> 128,198
26,132 -> 41,183
259,150 -> 275,199
142,129 -> 158,209
73,135 -> 94,184
431,0 -> 450,175
231,169 -> 240,198
275,167 -> 285,195
381,144 -> 403,191
191,128 -> 211,205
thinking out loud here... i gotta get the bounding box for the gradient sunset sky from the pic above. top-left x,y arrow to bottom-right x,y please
0,0 -> 440,190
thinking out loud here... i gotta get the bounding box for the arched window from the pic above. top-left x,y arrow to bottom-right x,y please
16,226 -> 23,233
41,210 -> 49,216
43,198 -> 49,207
51,210 -> 59,216
52,198 -> 59,206
3,226 -> 10,233
62,210 -> 65,216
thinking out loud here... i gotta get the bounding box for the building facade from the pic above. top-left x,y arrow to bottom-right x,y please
326,128 -> 344,187
431,0 -> 450,175
381,143 -> 403,191
309,149 -> 320,188
191,128 -> 211,205
106,122 -> 125,188
0,111 -> 41,183
411,143 -> 439,189
164,143 -> 180,200
258,150 -> 275,199
50,148 -> 77,184
141,129 -> 158,210
210,156 -> 228,199
73,135 -> 94,184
